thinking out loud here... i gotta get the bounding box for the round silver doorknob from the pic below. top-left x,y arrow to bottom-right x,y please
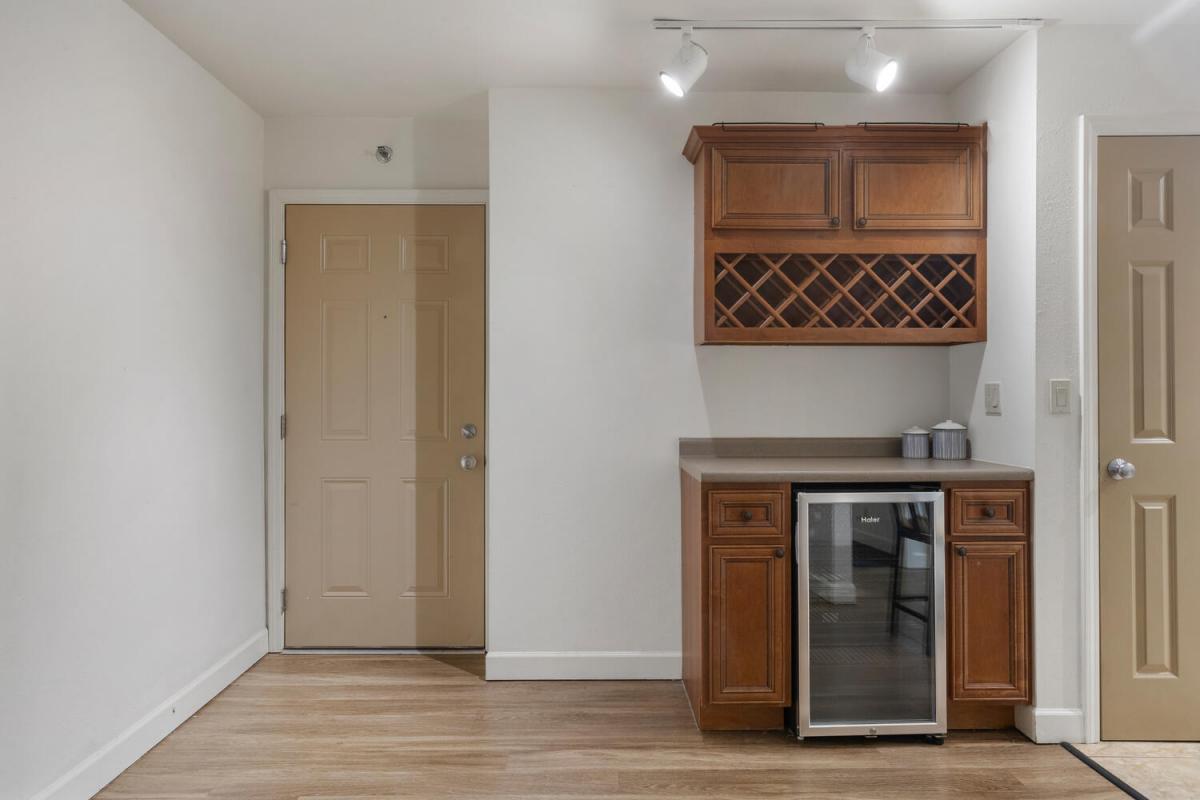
1107,458 -> 1136,480
460,455 -> 479,471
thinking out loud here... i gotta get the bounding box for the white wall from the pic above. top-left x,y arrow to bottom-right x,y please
0,2 -> 266,797
265,114 -> 488,189
947,32 -> 1037,469
486,88 -> 954,676
1028,24 -> 1200,743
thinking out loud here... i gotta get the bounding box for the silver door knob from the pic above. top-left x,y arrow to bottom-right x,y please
1107,458 -> 1136,480
461,423 -> 477,439
460,454 -> 478,471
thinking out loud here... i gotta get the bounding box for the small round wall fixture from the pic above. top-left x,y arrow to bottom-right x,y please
844,27 -> 898,92
659,26 -> 708,97
375,145 -> 394,164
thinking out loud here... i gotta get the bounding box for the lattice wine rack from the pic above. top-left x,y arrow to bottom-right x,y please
711,252 -> 981,343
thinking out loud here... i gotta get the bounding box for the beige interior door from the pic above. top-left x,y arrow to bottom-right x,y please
1099,136 -> 1200,740
284,204 -> 485,647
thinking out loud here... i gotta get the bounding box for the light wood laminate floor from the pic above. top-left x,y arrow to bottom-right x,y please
96,655 -> 1121,799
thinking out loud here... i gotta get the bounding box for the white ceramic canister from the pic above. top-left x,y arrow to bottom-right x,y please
901,426 -> 931,459
931,420 -> 968,460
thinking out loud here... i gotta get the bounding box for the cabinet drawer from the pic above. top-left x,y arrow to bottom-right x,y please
708,490 -> 786,538
950,489 -> 1027,537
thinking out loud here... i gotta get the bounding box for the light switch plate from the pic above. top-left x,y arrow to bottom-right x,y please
984,382 -> 1002,416
1050,379 -> 1071,415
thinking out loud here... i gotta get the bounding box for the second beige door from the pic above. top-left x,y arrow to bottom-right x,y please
1098,136 -> 1200,739
285,204 -> 485,648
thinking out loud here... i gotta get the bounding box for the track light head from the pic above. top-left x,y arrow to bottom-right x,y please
845,27 -> 898,92
659,26 -> 708,97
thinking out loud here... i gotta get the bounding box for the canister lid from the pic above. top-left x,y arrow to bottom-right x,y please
902,426 -> 930,435
932,419 -> 967,430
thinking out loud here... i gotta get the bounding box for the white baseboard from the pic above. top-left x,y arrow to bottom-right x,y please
485,650 -> 681,680
1014,705 -> 1085,743
31,628 -> 268,800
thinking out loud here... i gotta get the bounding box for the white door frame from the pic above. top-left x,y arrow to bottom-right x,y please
1078,114 -> 1200,742
265,189 -> 488,652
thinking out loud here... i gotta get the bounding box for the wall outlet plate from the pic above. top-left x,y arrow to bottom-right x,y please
984,382 -> 1001,416
1050,379 -> 1071,415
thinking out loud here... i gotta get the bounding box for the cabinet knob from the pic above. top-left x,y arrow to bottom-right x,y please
830,216 -> 840,226
955,545 -> 968,557
740,510 -> 754,522
774,547 -> 786,559
982,506 -> 996,519
857,217 -> 868,227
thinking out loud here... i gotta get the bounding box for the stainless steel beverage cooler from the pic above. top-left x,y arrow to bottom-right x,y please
794,489 -> 946,739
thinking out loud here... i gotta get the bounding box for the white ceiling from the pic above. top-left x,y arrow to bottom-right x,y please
125,0 -> 1200,117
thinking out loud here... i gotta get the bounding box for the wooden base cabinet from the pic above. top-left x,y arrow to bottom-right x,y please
946,483 -> 1032,711
682,474 -> 1033,732
682,474 -> 791,730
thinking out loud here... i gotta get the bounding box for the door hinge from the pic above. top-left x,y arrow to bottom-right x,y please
280,238 -> 288,265
280,413 -> 287,439
281,587 -> 287,613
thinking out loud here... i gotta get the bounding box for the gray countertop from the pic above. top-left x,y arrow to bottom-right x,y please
679,455 -> 1033,483
678,437 -> 1033,482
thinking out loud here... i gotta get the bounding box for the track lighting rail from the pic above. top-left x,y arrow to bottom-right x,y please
652,18 -> 1044,31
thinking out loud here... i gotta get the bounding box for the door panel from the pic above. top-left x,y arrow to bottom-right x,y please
711,147 -> 840,229
949,541 -> 1029,701
708,545 -> 789,704
851,144 -> 982,229
1099,136 -> 1200,740
285,204 -> 485,647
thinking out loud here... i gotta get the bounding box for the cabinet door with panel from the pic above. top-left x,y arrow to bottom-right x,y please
949,540 -> 1030,701
851,144 -> 983,230
711,147 -> 841,230
708,544 -> 790,704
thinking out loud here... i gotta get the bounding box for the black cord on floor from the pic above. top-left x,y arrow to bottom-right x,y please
1060,742 -> 1150,800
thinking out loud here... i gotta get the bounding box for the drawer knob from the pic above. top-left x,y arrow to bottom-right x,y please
956,545 -> 968,557
982,506 -> 996,519
774,547 -> 786,559
830,216 -> 841,226
857,217 -> 868,226
740,510 -> 754,522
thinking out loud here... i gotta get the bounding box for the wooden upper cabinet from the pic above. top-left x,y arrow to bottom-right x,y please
684,124 -> 987,346
712,147 -> 840,230
851,143 -> 983,230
